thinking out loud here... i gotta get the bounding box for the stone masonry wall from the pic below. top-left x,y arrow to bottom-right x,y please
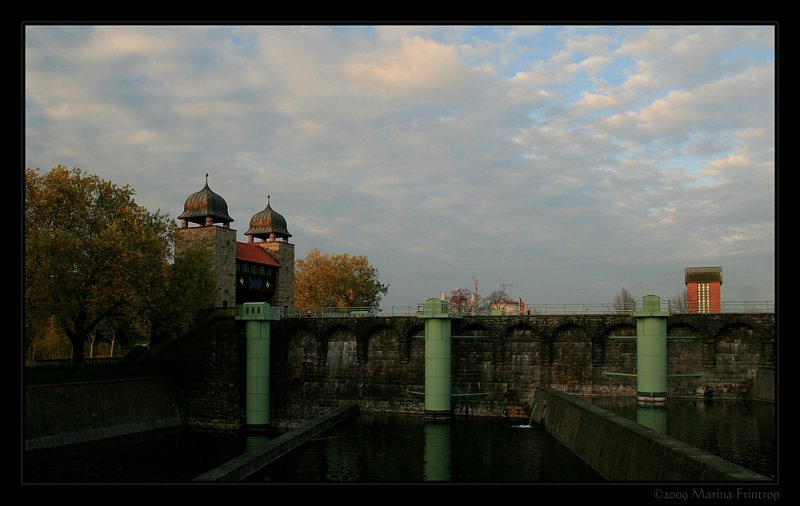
278,313 -> 773,424
182,312 -> 775,427
175,225 -> 237,308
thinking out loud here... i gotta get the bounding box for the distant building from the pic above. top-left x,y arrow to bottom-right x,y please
685,266 -> 722,313
175,177 -> 294,309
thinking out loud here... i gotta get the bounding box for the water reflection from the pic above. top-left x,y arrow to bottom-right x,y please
636,405 -> 667,434
254,413 -> 603,482
423,423 -> 451,481
591,396 -> 775,479
246,435 -> 270,452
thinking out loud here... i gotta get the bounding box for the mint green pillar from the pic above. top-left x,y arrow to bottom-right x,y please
417,298 -> 460,420
633,295 -> 670,404
237,302 -> 279,430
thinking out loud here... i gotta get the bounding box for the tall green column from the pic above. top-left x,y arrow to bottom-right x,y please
237,302 -> 279,430
633,295 -> 670,405
417,298 -> 460,420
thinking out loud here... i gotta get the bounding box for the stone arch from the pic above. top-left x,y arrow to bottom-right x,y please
550,322 -> 592,392
451,322 -> 492,385
503,323 -> 542,403
402,322 -> 426,365
596,321 -> 637,393
322,323 -> 356,368
596,320 -> 636,366
282,321 -> 322,380
666,322 -> 704,377
359,322 -> 397,372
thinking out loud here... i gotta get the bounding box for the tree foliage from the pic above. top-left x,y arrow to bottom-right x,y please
448,288 -> 472,313
25,166 -> 175,361
294,248 -> 389,309
447,287 -> 487,314
613,287 -> 637,312
149,245 -> 216,346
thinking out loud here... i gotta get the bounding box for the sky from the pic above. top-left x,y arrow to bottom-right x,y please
24,24 -> 776,308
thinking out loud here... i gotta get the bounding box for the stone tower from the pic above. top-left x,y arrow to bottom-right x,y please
245,195 -> 295,308
175,175 -> 237,308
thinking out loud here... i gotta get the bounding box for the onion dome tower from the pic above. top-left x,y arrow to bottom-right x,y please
175,174 -> 237,308
245,195 -> 295,308
178,175 -> 234,228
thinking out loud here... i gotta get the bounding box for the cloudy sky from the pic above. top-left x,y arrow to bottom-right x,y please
24,24 -> 775,308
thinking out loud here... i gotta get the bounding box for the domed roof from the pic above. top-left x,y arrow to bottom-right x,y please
245,195 -> 291,239
177,175 -> 234,226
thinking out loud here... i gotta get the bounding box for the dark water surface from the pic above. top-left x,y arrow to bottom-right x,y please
24,397 -> 775,484
24,426 -> 247,483
23,413 -> 602,483
590,397 -> 776,479
251,412 -> 604,483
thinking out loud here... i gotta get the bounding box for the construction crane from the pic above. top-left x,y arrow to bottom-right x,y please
500,283 -> 516,295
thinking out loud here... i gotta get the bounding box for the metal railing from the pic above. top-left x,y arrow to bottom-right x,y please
278,300 -> 773,318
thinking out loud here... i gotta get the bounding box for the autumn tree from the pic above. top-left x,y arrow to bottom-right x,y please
448,288 -> 471,313
294,248 -> 389,309
613,287 -> 637,312
25,166 -> 175,362
447,287 -> 487,314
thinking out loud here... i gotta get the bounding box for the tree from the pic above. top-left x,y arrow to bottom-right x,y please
25,166 -> 175,362
448,288 -> 471,313
149,245 -> 216,346
294,248 -> 389,309
486,290 -> 513,311
613,287 -> 637,312
670,290 -> 688,313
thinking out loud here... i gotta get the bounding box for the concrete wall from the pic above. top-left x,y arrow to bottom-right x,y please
529,387 -> 770,481
24,377 -> 181,451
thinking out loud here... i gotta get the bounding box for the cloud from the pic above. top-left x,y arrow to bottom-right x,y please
24,25 -> 775,306
343,35 -> 480,105
604,63 -> 774,143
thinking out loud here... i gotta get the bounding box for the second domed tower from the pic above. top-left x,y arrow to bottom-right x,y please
245,195 -> 292,242
245,195 -> 295,308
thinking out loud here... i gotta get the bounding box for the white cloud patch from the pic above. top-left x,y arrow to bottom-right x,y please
343,36 -> 477,102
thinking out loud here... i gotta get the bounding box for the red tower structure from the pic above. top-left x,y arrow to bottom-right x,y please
685,266 -> 723,313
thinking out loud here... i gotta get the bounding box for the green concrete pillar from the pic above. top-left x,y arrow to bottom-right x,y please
633,295 -> 670,404
417,298 -> 460,420
237,302 -> 279,430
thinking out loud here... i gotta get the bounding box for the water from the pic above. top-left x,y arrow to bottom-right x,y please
23,426 -> 249,483
251,413 -> 604,483
590,397 -> 776,479
25,399 -> 773,483
23,414 -> 603,483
